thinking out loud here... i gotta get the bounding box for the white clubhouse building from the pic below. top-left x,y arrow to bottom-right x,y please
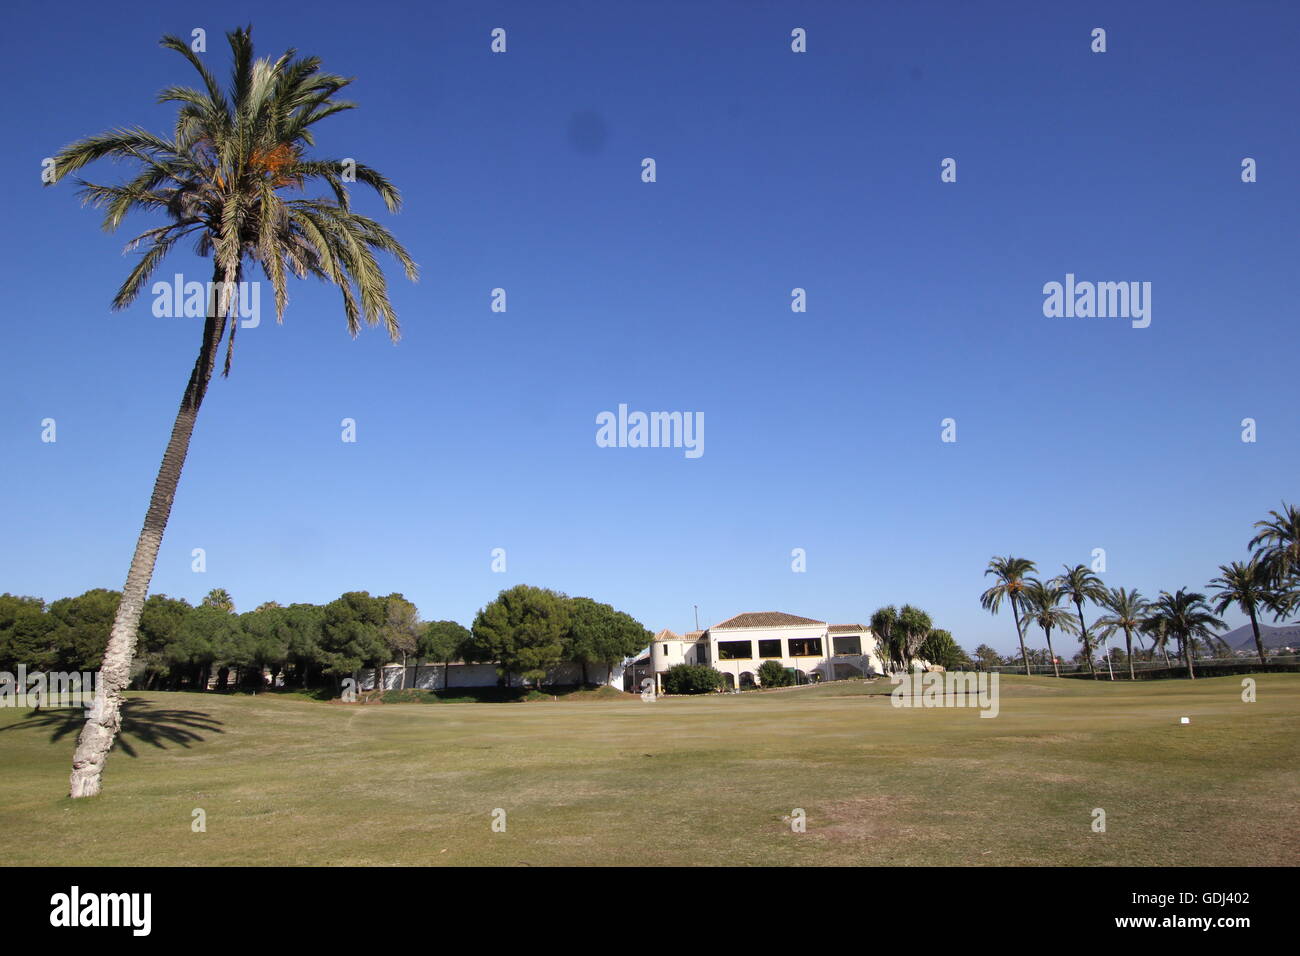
357,610 -> 889,694
626,611 -> 887,693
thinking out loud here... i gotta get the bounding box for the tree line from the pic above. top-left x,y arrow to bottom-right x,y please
0,583 -> 651,693
979,502 -> 1300,679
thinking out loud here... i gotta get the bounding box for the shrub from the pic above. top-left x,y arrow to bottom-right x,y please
757,660 -> 794,687
661,663 -> 725,695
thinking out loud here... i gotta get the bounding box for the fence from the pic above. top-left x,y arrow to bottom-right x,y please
984,656 -> 1300,679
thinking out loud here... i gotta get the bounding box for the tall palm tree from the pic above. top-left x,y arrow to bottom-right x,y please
1092,587 -> 1149,680
1019,578 -> 1078,677
1053,564 -> 1108,679
1144,590 -> 1226,680
981,556 -> 1037,676
48,28 -> 416,798
1208,558 -> 1288,665
1249,502 -> 1300,609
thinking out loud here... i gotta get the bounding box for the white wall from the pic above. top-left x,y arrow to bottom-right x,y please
361,659 -> 627,691
707,625 -> 886,686
650,639 -> 708,672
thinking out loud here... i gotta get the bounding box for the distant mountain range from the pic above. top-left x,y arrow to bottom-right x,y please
1220,622 -> 1300,651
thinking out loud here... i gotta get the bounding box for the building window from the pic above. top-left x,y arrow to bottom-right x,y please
757,639 -> 782,658
718,640 -> 753,660
662,644 -> 668,654
833,636 -> 862,655
788,638 -> 823,657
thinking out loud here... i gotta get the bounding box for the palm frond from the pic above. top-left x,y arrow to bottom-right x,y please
54,23 -> 416,373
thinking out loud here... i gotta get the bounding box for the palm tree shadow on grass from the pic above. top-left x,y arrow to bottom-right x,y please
0,700 -> 223,757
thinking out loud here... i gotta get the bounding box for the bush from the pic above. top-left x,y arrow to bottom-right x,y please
661,663 -> 725,695
757,660 -> 794,687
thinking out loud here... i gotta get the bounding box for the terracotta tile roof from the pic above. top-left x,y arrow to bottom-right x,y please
653,628 -> 681,641
828,624 -> 867,633
684,631 -> 704,640
712,611 -> 826,630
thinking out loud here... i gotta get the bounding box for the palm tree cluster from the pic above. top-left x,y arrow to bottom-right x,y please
980,502 -> 1299,680
869,605 -> 968,672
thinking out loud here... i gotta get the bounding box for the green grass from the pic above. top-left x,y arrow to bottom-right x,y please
377,684 -> 629,704
1,674 -> 1296,866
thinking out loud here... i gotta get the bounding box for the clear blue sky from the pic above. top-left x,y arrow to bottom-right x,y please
1,1 -> 1296,655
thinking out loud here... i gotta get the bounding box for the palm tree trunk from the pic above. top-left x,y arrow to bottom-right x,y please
1034,629 -> 1055,681
1011,597 -> 1030,676
69,265 -> 231,798
1124,627 -> 1135,680
1247,607 -> 1266,666
1182,635 -> 1196,679
1076,601 -> 1097,679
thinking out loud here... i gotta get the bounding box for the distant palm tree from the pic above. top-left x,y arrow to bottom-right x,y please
1092,587 -> 1149,680
1053,564 -> 1108,680
1208,558 -> 1289,665
1141,615 -> 1173,667
1249,502 -> 1300,610
1144,590 -> 1226,680
48,27 -> 416,798
201,588 -> 236,613
1019,578 -> 1078,677
981,556 -> 1037,676
1202,630 -> 1237,658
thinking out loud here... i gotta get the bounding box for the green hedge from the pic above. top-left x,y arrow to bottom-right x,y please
662,664 -> 725,694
